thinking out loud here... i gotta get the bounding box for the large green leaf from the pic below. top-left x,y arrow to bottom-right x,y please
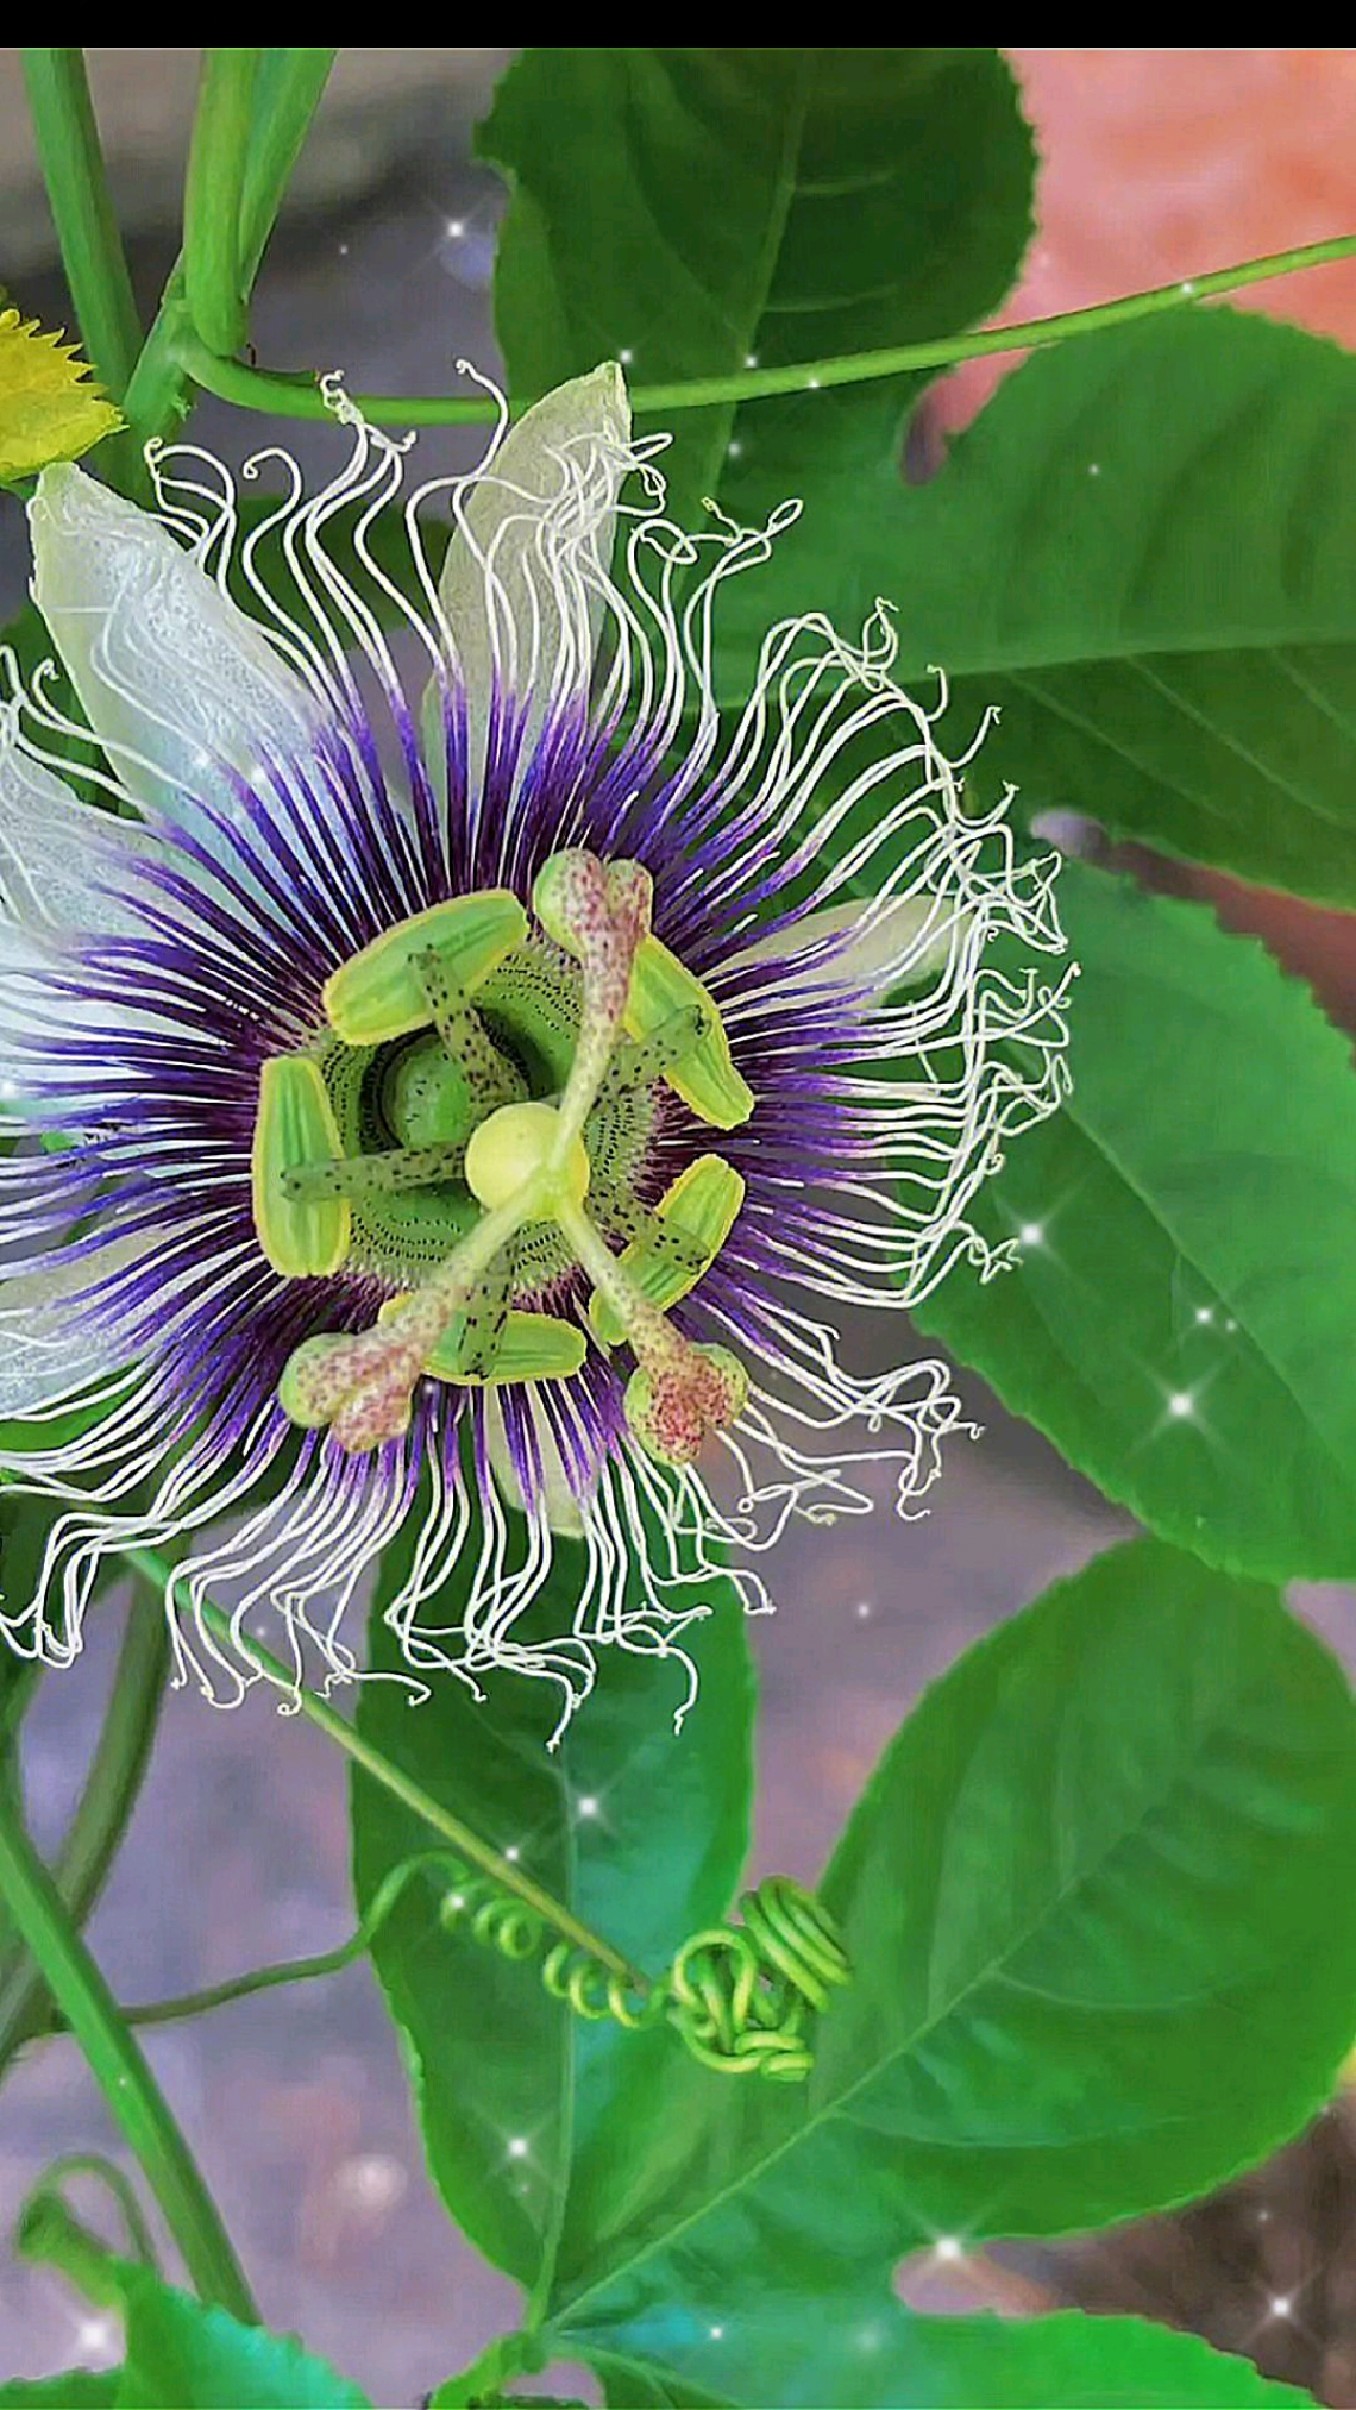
0,2269 -> 366,2409
0,2378 -> 119,2408
714,309 -> 1356,908
919,855 -> 1356,1579
546,1540 -> 1356,2398
114,2268 -> 369,2410
479,47 -> 1034,525
351,1498 -> 755,2291
593,2302 -> 1314,2410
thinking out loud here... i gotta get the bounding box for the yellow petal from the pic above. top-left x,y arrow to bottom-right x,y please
0,309 -> 122,482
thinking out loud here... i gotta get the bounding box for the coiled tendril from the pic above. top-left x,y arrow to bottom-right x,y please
72,1847 -> 850,2086
436,1857 -> 849,2080
665,1876 -> 851,2080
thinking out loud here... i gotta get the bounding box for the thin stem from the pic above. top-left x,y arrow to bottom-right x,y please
18,2187 -> 126,2311
175,232 -> 1356,426
434,2334 -> 532,2407
22,2153 -> 162,2271
126,1549 -> 644,1989
119,50 -> 334,483
19,50 -> 142,401
0,1588 -> 170,2068
119,271 -> 193,483
183,49 -> 262,357
239,49 -> 337,283
34,1850 -> 496,2037
0,1787 -> 257,2320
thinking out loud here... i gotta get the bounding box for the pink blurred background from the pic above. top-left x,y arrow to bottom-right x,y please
2,44 -> 1355,2407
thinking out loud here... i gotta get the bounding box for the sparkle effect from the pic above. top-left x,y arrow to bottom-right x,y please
0,365 -> 1071,1724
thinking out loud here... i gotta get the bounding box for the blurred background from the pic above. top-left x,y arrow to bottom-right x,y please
2,45 -> 1356,2405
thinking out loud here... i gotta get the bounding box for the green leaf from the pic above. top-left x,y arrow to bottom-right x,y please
0,2377 -> 120,2408
479,47 -> 1034,524
351,1496 -> 755,2291
592,2303 -> 1314,2409
919,854 -> 1356,1579
716,309 -> 1356,908
545,1539 -> 1356,2392
114,2266 -> 369,2408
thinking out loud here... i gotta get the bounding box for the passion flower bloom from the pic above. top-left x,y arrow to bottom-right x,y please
0,366 -> 1070,1722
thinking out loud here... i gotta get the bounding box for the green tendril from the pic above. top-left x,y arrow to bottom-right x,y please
172,234 -> 1356,427
17,2153 -> 162,2276
667,1877 -> 851,2082
34,1851 -> 849,2083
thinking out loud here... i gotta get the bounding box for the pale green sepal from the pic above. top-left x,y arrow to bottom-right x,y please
0,1239 -> 152,1417
30,464 -> 320,829
252,1055 -> 350,1277
323,892 -> 528,1045
484,1392 -> 586,1536
734,894 -> 968,993
434,364 -> 631,780
624,934 -> 754,1128
591,1153 -> 745,1345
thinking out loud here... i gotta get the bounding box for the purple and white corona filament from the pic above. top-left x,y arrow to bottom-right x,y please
0,365 -> 1071,1726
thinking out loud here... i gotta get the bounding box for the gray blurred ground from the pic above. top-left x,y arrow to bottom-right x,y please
0,49 -> 1352,2406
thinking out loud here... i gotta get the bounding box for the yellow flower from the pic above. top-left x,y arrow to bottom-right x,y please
0,308 -> 122,482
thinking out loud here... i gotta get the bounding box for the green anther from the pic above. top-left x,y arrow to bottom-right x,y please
413,950 -> 527,1112
590,1154 -> 746,1345
624,936 -> 754,1130
323,891 -> 528,1045
595,1002 -> 708,1104
251,1054 -> 351,1278
379,1297 -> 586,1385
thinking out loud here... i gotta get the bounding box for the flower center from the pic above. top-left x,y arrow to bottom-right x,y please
252,851 -> 756,1469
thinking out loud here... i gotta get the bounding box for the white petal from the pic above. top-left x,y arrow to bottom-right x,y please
0,1257 -> 132,1417
436,364 -> 632,776
484,1392 -> 586,1539
732,895 -> 967,999
0,704 -> 162,938
29,464 -> 323,829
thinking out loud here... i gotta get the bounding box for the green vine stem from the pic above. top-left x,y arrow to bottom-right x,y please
238,49 -> 337,283
34,1854 -> 460,2036
109,1556 -> 847,2082
19,49 -> 142,402
183,49 -> 263,357
173,232 -> 1356,426
0,1587 -> 170,2070
120,50 -> 335,476
0,1786 -> 257,2322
